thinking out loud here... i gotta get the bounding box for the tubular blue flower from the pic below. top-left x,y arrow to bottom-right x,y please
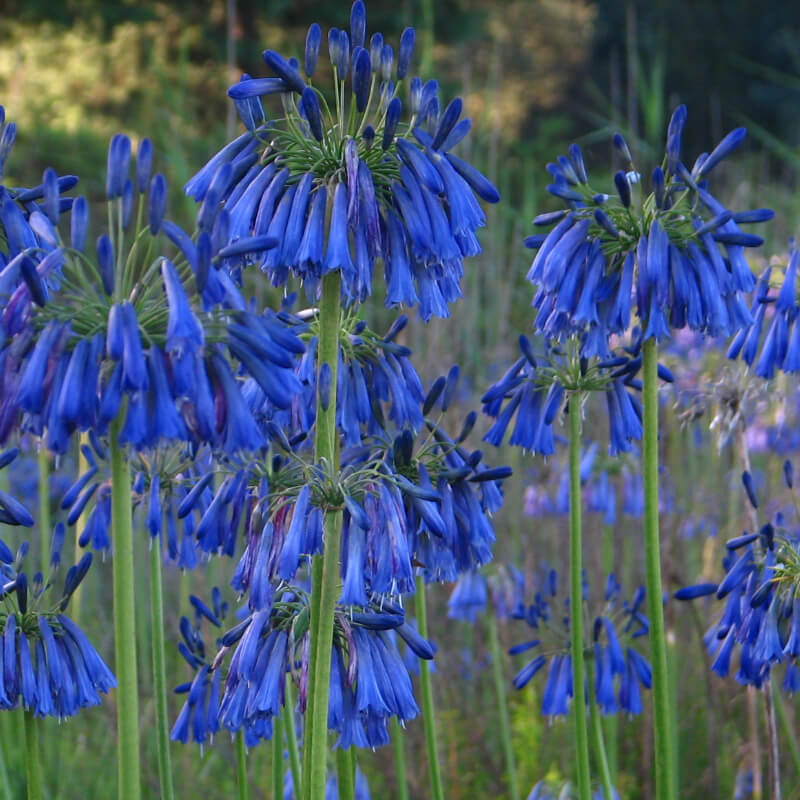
184,8 -> 497,317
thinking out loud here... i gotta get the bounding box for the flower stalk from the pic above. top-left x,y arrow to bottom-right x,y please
415,573 -> 445,800
149,536 -> 175,800
568,394 -> 592,800
487,612 -> 520,800
110,417 -> 142,800
642,338 -> 676,800
304,270 -> 343,800
391,717 -> 410,800
23,711 -> 42,800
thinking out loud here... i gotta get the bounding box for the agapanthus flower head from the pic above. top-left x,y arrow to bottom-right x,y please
676,470 -> 800,690
231,359 -> 509,597
481,334 -> 672,457
186,2 -> 499,317
527,108 -> 771,348
0,507 -> 114,718
0,135 -> 305,456
182,588 -> 435,751
510,566 -> 650,717
727,250 -> 800,379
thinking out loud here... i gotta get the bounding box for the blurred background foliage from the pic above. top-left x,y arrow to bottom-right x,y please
2,3 -> 800,798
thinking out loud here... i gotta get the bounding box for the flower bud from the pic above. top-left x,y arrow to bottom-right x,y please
369,33 -> 383,71
397,27 -> 415,79
352,47 -> 371,112
613,171 -> 631,208
106,133 -> 131,199
305,23 -> 322,77
380,44 -> 394,82
148,173 -> 167,234
612,132 -> 633,165
70,196 -> 88,251
43,167 -> 59,225
301,88 -> 324,142
350,0 -> 366,49
382,97 -> 402,150
136,137 -> 153,193
96,234 -> 115,296
409,76 -> 422,113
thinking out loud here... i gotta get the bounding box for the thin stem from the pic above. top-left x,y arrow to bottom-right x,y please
642,338 -> 676,800
763,682 -> 782,800
568,395 -> 592,800
110,418 -> 142,800
71,433 -> 91,622
236,730 -> 249,800
415,574 -> 445,800
284,678 -> 302,796
586,658 -> 615,800
273,715 -> 284,800
773,684 -> 800,782
487,613 -> 520,800
335,748 -> 354,800
0,713 -> 13,800
601,524 -> 618,784
23,711 -> 42,800
390,717 -> 410,800
37,443 -> 50,577
304,271 -> 343,800
149,537 -> 175,800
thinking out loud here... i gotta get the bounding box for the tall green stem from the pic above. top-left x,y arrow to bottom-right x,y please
273,715 -> 284,800
773,684 -> 800,782
568,395 -> 591,800
601,524 -> 618,784
37,443 -> 50,577
284,678 -> 302,796
642,338 -> 676,800
23,711 -> 42,800
586,657 -> 615,800
150,538 -> 175,800
335,748 -> 354,800
236,730 -> 248,800
415,574 -> 445,800
487,614 -> 520,800
304,271 -> 343,800
110,418 -> 141,800
390,717 -> 410,800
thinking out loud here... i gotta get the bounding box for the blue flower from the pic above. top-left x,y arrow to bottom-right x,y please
527,109 -> 769,348
185,2 -> 498,317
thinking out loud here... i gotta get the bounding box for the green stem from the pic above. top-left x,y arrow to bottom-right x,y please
305,271 -> 343,800
150,538 -> 175,800
601,525 -> 618,784
37,443 -> 50,577
273,715 -> 284,800
110,418 -> 142,800
642,338 -> 676,800
487,614 -> 520,800
773,684 -> 800,781
335,748 -> 354,800
0,713 -> 13,800
568,395 -> 591,800
71,433 -> 91,623
586,658 -> 615,800
284,678 -> 302,796
23,711 -> 42,800
390,717 -> 410,800
236,730 -> 248,800
415,574 -> 445,800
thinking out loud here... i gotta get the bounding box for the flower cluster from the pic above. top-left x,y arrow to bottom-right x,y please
728,253 -> 800,379
185,0 -> 499,317
526,107 -> 771,348
481,334 -> 674,456
676,467 -> 800,691
0,447 -> 115,718
0,134 -> 306,456
510,567 -> 651,717
173,590 -> 435,751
